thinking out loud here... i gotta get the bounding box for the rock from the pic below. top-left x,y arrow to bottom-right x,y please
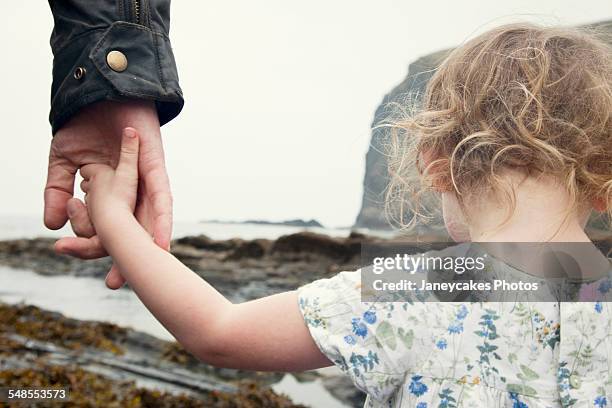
225,239 -> 270,260
354,49 -> 449,230
174,235 -> 241,251
320,375 -> 367,407
0,363 -> 304,408
0,238 -> 111,277
270,232 -> 364,263
242,219 -> 324,228
0,302 -> 304,407
203,219 -> 325,228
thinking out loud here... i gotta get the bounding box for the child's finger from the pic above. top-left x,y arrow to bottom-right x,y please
105,263 -> 126,290
80,179 -> 90,194
116,127 -> 140,180
67,198 -> 96,238
79,164 -> 106,180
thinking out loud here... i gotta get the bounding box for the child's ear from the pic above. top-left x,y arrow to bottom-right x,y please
592,196 -> 608,213
420,149 -> 452,192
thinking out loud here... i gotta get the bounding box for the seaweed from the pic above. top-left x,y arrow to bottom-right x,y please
0,304 -> 126,355
0,365 -> 305,408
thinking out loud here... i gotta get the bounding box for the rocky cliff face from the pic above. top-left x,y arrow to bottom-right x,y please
354,49 -> 449,229
354,20 -> 612,231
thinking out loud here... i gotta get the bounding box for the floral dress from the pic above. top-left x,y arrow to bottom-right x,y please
297,261 -> 612,407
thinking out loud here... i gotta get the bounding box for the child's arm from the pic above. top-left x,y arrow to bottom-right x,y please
79,128 -> 332,371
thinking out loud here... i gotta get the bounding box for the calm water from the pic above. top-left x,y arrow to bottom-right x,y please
0,215 -> 358,408
0,215 -> 361,241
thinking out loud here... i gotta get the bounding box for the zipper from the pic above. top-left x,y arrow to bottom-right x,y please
132,0 -> 141,24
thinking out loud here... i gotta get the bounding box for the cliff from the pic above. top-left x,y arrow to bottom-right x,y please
354,49 -> 449,229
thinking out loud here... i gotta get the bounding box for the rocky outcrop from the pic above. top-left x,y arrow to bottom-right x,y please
203,219 -> 324,228
354,49 -> 449,230
242,219 -> 324,228
0,303 -> 303,408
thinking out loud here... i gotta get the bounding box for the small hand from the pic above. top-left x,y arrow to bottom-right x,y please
46,100 -> 173,289
80,128 -> 140,232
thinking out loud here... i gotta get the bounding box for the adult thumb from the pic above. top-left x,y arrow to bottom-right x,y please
117,127 -> 139,179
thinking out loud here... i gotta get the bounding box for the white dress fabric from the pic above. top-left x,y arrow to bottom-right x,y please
297,263 -> 612,408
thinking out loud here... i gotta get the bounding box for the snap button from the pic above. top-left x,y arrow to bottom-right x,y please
569,374 -> 581,389
73,67 -> 86,80
106,50 -> 128,72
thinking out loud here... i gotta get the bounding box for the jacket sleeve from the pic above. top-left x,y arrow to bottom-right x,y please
48,0 -> 184,134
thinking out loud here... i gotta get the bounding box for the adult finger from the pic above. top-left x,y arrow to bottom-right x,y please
44,155 -> 76,230
143,166 -> 173,251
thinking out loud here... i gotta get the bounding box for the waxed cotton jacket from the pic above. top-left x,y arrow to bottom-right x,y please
48,0 -> 183,133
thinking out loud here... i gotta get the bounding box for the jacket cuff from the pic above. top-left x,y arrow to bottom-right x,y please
50,21 -> 183,134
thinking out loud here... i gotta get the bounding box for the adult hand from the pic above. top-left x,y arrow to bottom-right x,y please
45,100 -> 172,289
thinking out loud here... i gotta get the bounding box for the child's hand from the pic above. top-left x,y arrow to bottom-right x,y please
80,128 -> 140,231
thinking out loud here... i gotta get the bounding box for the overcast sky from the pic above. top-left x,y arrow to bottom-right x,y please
1,1 -> 610,228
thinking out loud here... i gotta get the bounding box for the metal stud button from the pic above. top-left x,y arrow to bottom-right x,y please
106,50 -> 128,72
73,67 -> 86,80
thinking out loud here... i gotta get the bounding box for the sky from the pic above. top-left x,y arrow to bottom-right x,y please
0,1 -> 611,228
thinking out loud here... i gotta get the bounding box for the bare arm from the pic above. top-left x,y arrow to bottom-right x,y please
80,129 -> 332,372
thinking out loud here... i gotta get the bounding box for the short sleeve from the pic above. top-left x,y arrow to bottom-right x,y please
297,270 -> 423,403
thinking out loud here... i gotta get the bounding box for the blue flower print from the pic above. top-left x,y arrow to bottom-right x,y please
363,310 -> 377,324
344,335 -> 356,345
436,338 -> 448,350
351,317 -> 368,338
438,388 -> 457,408
416,403 -> 427,408
448,322 -> 464,334
456,304 -> 468,320
594,395 -> 607,408
509,392 -> 528,408
408,375 -> 429,397
595,302 -> 603,314
598,280 -> 612,294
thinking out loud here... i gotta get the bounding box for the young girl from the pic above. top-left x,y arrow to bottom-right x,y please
67,23 -> 611,407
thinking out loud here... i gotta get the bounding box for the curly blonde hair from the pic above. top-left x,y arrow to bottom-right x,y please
385,22 -> 612,230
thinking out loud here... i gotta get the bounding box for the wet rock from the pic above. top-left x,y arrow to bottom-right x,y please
320,375 -> 367,408
270,232 -> 363,263
0,303 -> 126,355
0,364 -> 304,408
0,303 -> 303,407
0,238 -> 111,277
225,239 -> 270,260
174,235 -> 241,252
